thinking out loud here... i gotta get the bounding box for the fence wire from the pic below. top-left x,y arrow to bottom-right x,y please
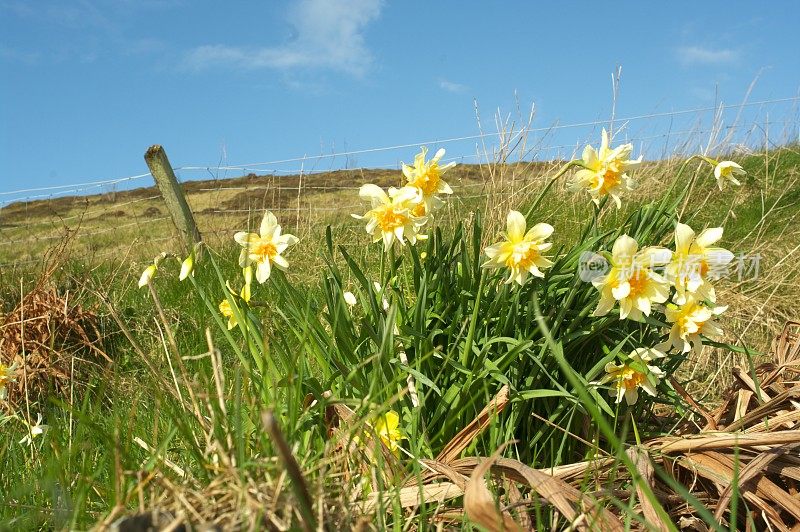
1,96 -> 798,269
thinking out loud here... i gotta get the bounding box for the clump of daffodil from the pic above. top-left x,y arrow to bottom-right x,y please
571,128 -> 641,208
659,295 -> 726,354
219,299 -> 238,330
666,223 -> 733,305
713,160 -> 746,190
482,210 -> 554,286
601,348 -> 665,406
592,235 -> 671,321
402,146 -> 455,216
0,360 -> 17,400
235,211 -> 298,284
352,184 -> 428,251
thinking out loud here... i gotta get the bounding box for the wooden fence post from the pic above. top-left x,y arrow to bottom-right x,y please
144,145 -> 202,254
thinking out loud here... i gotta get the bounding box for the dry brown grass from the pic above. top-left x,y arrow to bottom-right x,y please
103,322 -> 800,530
0,242 -> 107,408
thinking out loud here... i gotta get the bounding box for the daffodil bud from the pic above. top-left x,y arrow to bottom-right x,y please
240,282 -> 251,303
179,254 -> 194,281
138,264 -> 157,288
240,266 -> 253,302
343,291 -> 357,306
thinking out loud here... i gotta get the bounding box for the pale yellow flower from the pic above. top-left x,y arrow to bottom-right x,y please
601,348 -> 665,406
714,161 -> 745,190
482,210 -> 554,286
235,211 -> 298,284
402,147 -> 455,215
659,295 -> 726,354
219,299 -> 238,330
592,235 -> 671,321
138,264 -> 157,288
19,413 -> 47,446
343,291 -> 357,306
0,361 -> 17,400
352,184 -> 427,251
666,223 -> 733,305
571,129 -> 642,208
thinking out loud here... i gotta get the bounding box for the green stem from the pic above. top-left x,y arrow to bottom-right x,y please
460,270 -> 486,368
664,155 -> 704,200
660,154 -> 711,218
590,196 -> 609,238
379,245 -> 387,286
630,411 -> 642,446
524,159 -> 582,219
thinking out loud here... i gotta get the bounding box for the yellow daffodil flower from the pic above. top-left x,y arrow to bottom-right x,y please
571,128 -> 642,208
402,147 -> 455,215
714,160 -> 746,190
234,211 -> 299,284
219,299 -> 238,330
0,361 -> 17,400
666,223 -> 733,305
659,295 -> 726,354
352,184 -> 428,251
482,210 -> 554,286
373,410 -> 404,453
592,235 -> 672,321
601,348 -> 665,406
138,264 -> 157,288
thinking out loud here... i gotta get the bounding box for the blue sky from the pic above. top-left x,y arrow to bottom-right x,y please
1,0 -> 799,197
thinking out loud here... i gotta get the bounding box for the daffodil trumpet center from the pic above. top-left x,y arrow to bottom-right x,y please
627,270 -> 649,298
375,206 -> 409,233
505,244 -> 540,270
252,241 -> 278,262
618,367 -> 646,390
598,166 -> 622,194
409,168 -> 441,196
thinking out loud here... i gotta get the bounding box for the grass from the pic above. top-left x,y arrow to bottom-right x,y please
2,141 -> 800,529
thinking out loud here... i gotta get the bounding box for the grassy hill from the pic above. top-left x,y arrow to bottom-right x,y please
2,146 -> 800,529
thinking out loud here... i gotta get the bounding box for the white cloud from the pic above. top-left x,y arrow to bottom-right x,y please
184,0 -> 383,76
439,79 -> 467,93
676,46 -> 739,66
